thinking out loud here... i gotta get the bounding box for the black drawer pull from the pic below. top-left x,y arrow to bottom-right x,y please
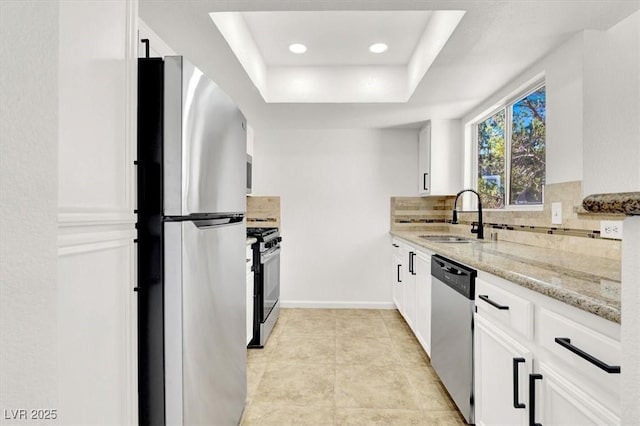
423,173 -> 428,190
397,264 -> 402,283
554,337 -> 621,374
513,357 -> 526,409
529,373 -> 543,426
392,244 -> 399,247
479,294 -> 509,310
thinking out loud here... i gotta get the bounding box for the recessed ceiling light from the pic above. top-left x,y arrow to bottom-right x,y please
289,43 -> 307,54
369,43 -> 388,53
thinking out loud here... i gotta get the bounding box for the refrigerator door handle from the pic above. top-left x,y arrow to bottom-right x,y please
192,217 -> 244,228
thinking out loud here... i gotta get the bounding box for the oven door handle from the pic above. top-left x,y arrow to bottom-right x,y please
261,246 -> 281,263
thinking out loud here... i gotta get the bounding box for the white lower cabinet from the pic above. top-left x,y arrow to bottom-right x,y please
474,315 -> 531,426
402,246 -> 417,330
390,238 -> 433,356
246,270 -> 254,345
246,245 -> 254,345
474,272 -> 621,426
391,240 -> 404,314
413,250 -> 433,356
536,362 -> 620,425
390,240 -> 622,425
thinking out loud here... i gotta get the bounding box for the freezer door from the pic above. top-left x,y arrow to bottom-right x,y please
164,56 -> 246,216
164,219 -> 247,425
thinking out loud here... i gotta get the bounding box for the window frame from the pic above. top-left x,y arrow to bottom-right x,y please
472,80 -> 546,211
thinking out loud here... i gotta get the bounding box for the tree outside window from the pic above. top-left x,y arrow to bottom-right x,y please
477,85 -> 545,208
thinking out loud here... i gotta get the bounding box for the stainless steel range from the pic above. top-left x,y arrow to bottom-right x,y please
247,227 -> 281,348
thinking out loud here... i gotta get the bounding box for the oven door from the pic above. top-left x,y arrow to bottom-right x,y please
261,246 -> 280,322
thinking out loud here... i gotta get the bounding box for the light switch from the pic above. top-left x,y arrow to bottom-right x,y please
551,202 -> 562,225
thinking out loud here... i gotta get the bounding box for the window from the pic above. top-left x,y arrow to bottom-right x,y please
476,85 -> 546,208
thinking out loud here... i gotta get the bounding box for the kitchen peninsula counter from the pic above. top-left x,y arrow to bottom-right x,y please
391,230 -> 621,323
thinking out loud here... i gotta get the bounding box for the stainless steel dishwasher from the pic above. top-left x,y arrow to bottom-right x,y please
430,254 -> 477,424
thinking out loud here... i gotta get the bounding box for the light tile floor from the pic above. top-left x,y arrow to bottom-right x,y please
241,308 -> 466,425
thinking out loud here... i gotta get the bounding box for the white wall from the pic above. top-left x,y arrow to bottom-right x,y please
139,18 -> 176,58
582,11 -> 640,196
462,12 -> 640,195
1,0 -> 59,413
462,31 -> 586,186
254,128 -> 417,308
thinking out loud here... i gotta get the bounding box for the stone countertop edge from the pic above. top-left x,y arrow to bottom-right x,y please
246,237 -> 257,246
390,231 -> 621,324
582,191 -> 640,215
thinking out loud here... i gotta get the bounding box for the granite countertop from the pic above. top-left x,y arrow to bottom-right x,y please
582,191 -> 640,215
391,230 -> 621,324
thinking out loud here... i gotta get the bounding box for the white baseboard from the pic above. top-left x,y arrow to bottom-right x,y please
279,300 -> 396,310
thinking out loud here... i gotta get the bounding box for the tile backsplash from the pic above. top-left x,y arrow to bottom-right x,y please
391,181 -> 623,261
247,196 -> 281,228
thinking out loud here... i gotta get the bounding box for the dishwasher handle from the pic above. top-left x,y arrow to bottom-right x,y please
431,255 -> 476,300
434,259 -> 466,276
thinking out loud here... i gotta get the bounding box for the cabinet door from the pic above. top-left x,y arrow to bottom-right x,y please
418,124 -> 431,195
475,315 -> 531,426
392,253 -> 403,313
414,251 -> 432,355
536,363 -> 620,426
246,271 -> 254,345
402,248 -> 417,329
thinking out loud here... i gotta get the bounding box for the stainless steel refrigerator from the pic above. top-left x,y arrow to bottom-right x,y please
137,56 -> 247,425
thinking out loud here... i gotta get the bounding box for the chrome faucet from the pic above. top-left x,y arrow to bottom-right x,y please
452,189 -> 484,239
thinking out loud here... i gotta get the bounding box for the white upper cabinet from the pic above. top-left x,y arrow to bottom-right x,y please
418,119 -> 463,196
418,123 -> 432,194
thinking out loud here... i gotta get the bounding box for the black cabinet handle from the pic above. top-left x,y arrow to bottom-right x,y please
513,358 -> 526,409
397,264 -> 402,283
479,294 -> 509,310
141,38 -> 150,58
409,252 -> 416,275
392,244 -> 399,248
423,173 -> 429,191
554,337 -> 621,374
529,373 -> 543,426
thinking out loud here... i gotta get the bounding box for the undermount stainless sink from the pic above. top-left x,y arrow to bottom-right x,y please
419,235 -> 481,243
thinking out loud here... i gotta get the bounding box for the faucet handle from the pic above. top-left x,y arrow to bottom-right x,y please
470,222 -> 479,234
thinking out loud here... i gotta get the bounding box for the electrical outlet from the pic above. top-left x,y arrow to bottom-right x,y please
600,220 -> 623,240
551,202 -> 562,225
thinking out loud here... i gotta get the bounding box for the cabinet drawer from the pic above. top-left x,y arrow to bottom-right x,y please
391,239 -> 403,257
538,307 -> 620,398
475,278 -> 533,340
